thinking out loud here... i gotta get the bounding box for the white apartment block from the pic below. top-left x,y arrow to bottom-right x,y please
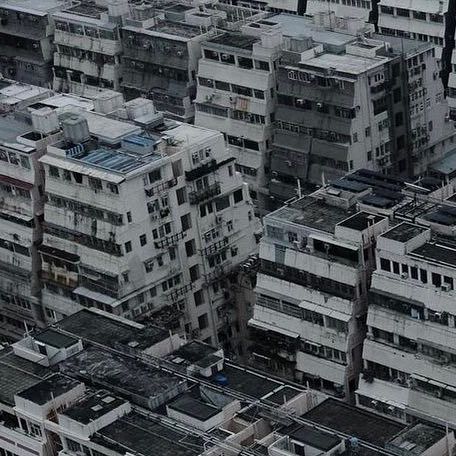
249,188 -> 389,399
37,91 -> 258,351
52,0 -> 128,97
195,29 -> 282,215
357,222 -> 456,428
0,0 -> 67,87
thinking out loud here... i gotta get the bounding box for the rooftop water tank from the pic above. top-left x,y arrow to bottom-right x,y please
31,107 -> 59,135
61,114 -> 90,144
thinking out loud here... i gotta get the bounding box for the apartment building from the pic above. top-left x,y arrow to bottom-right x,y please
52,0 -> 128,97
195,29 -> 282,215
357,223 -> 456,428
0,307 -> 452,456
272,35 -> 404,201
121,5 -> 212,123
250,185 -> 390,399
0,0 -> 67,86
36,91 -> 258,351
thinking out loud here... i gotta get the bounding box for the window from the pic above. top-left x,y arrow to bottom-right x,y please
124,241 -> 132,253
411,266 -> 418,279
190,265 -> 200,281
233,189 -> 243,204
365,127 -> 371,137
432,272 -> 441,287
228,165 -> 233,177
66,439 -> 81,452
353,132 -> 358,143
198,313 -> 209,329
420,269 -> 428,283
176,187 -> 187,205
393,88 -> 402,103
181,213 -> 192,231
392,261 -> 400,274
148,169 -> 161,183
215,196 -> 230,211
122,272 -> 129,283
395,112 -> 403,127
172,159 -> 183,178
194,289 -> 204,306
380,258 -> 391,271
140,234 -> 147,246
49,166 -> 60,178
227,220 -> 233,232
185,239 -> 196,257
108,183 -> 119,194
231,246 -> 238,257
127,211 -> 132,223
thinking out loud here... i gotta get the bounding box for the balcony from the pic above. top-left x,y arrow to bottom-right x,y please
41,270 -> 78,289
201,237 -> 229,256
54,53 -> 118,81
185,159 -> 218,181
154,231 -> 186,249
54,30 -> 122,55
167,283 -> 193,303
145,178 -> 177,197
189,182 -> 221,205
203,261 -> 233,285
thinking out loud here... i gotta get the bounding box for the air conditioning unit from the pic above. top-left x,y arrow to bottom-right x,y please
370,400 -> 378,408
387,405 -> 395,413
215,215 -> 223,224
400,272 -> 408,279
441,283 -> 451,291
221,53 -> 230,60
288,71 -> 297,80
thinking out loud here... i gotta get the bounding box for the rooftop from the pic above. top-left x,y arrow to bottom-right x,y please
169,340 -> 221,368
381,223 -> 428,243
264,386 -> 303,405
93,411 -> 204,456
63,3 -> 107,18
34,328 -> 79,349
167,394 -> 222,421
138,20 -> 203,39
269,196 -> 356,234
206,32 -> 258,50
303,398 -> 406,447
270,13 -> 356,46
429,148 -> 456,176
16,373 -> 81,405
216,364 -> 281,399
411,241 -> 456,267
0,115 -> 31,142
284,422 -> 341,450
62,390 -> 127,424
0,350 -> 49,406
60,346 -> 183,404
0,0 -> 65,14
337,212 -> 384,231
55,309 -> 169,351
387,424 -> 446,456
303,51 -> 389,75
373,33 -> 433,56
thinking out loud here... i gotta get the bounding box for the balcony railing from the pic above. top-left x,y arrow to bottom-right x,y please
201,237 -> 229,256
185,159 -> 217,181
154,231 -> 186,249
188,182 -> 221,205
145,178 -> 177,198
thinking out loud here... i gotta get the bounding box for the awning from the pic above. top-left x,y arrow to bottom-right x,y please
73,286 -> 117,307
249,319 -> 299,339
38,244 -> 79,263
299,301 -> 351,322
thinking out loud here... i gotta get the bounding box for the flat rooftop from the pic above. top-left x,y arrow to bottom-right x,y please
93,411 -> 204,456
34,328 -> 78,349
270,13 -> 356,46
269,196 -> 356,234
264,386 -> 303,405
62,390 -> 127,424
372,33 -> 432,55
171,340 -> 218,364
303,51 -> 388,75
16,373 -> 81,405
381,223 -> 428,243
206,32 -> 258,50
60,346 -> 183,403
387,424 -> 445,456
0,0 -> 65,14
216,364 -> 281,399
0,350 -> 50,406
142,20 -> 203,39
337,212 -> 384,231
429,148 -> 456,176
167,394 -> 222,421
411,241 -> 456,267
64,3 -> 107,18
55,309 -> 169,351
0,115 -> 31,142
284,422 -> 341,451
303,398 -> 406,447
